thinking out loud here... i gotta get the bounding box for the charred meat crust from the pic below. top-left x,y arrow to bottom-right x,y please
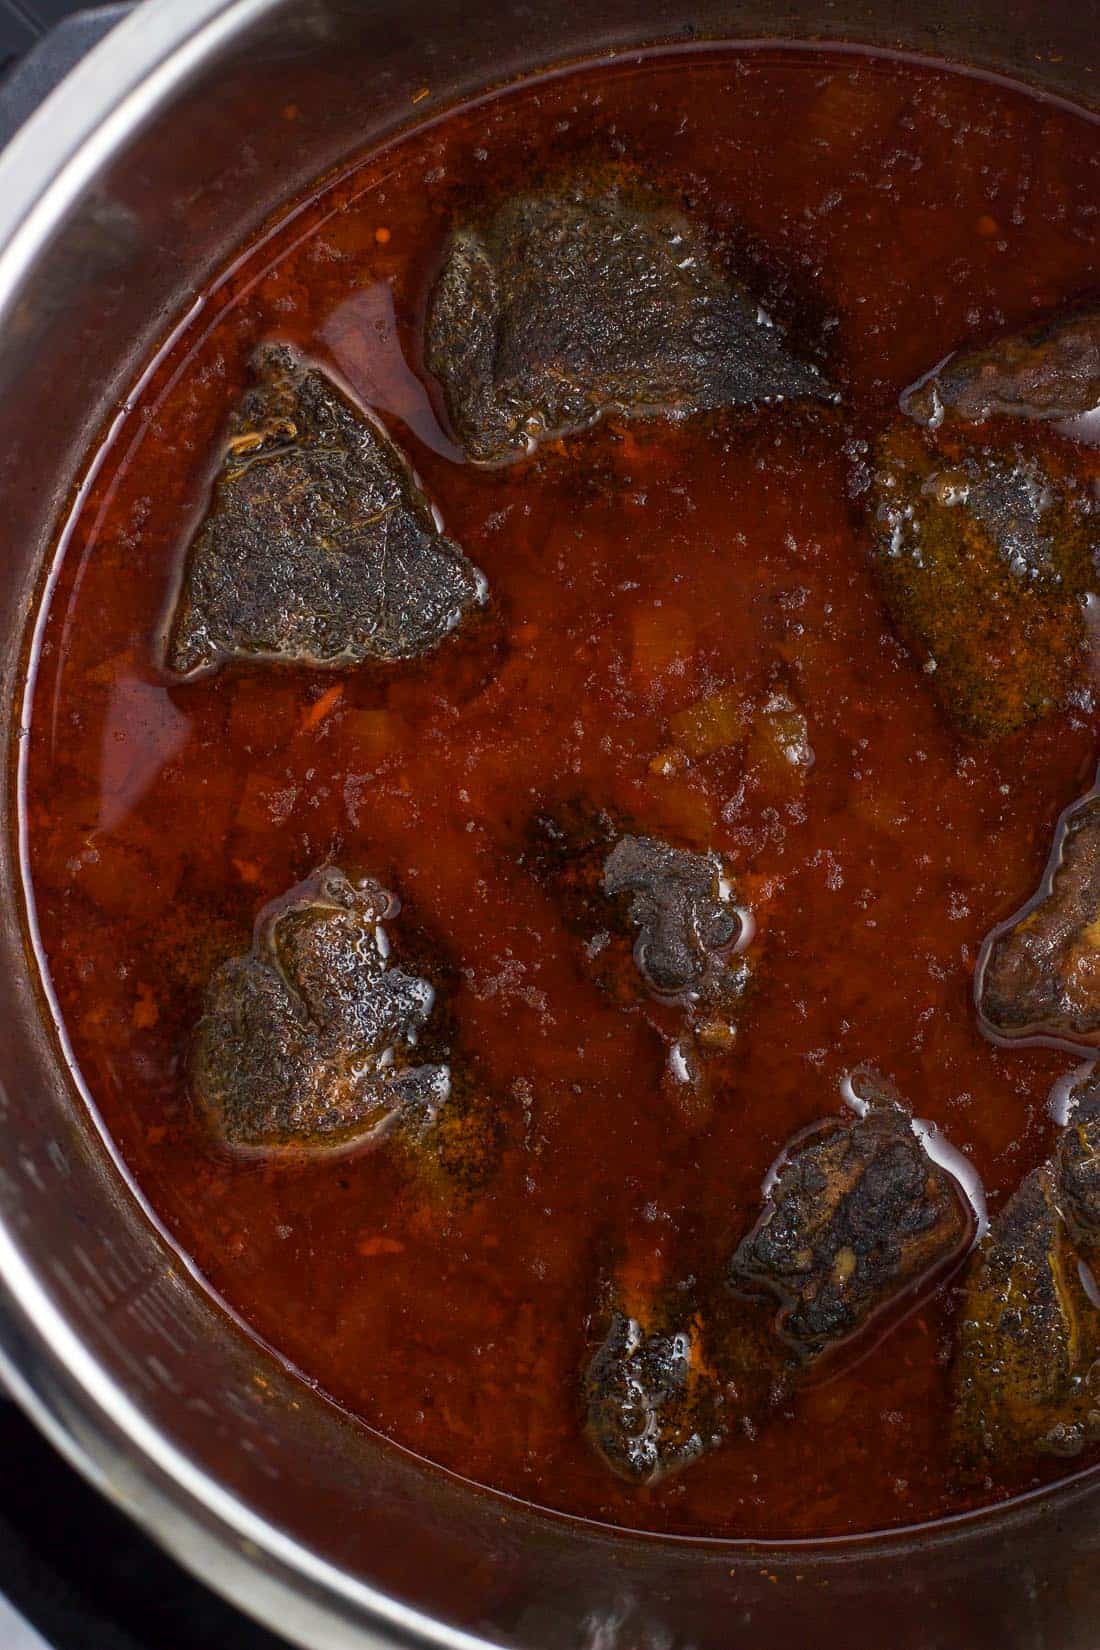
584,1304 -> 725,1484
729,1104 -> 972,1355
868,421 -> 1096,741
586,1086 -> 974,1484
191,866 -> 447,1150
525,804 -> 747,1011
978,789 -> 1100,1049
952,1159 -> 1100,1472
602,833 -> 740,1000
902,307 -> 1100,428
166,345 -> 485,676
1056,1083 -> 1100,1251
190,867 -> 500,1192
426,181 -> 831,464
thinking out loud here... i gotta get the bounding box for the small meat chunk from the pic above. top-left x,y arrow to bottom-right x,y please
952,1163 -> 1100,1471
730,1101 -> 972,1355
166,345 -> 485,675
526,805 -> 749,1017
869,421 -> 1096,739
192,867 -> 449,1150
902,308 -> 1100,428
1056,1079 -> 1100,1250
603,834 -> 740,1000
426,181 -> 829,463
585,1304 -> 724,1484
979,791 -> 1100,1048
584,1084 -> 972,1486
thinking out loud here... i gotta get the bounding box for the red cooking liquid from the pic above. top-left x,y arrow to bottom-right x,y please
19,46 -> 1100,1539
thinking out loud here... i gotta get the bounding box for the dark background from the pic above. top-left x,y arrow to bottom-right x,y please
0,0 -> 101,75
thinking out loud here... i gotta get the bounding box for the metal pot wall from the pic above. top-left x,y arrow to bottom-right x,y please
0,3 -> 1097,1646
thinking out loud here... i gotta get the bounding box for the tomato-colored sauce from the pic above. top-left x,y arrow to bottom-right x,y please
19,46 -> 1100,1538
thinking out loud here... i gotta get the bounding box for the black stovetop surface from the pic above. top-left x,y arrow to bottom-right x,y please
0,6 -> 294,1647
0,1400 -> 289,1648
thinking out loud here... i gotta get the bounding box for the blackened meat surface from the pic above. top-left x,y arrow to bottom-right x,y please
527,805 -> 747,1009
166,346 -> 485,675
869,421 -> 1096,740
979,790 -> 1100,1048
902,307 -> 1100,427
584,1085 -> 969,1486
602,834 -> 740,999
426,182 -> 829,464
192,867 -> 449,1150
730,1099 -> 971,1354
952,1163 -> 1100,1472
585,1304 -> 724,1484
1057,1079 -> 1100,1251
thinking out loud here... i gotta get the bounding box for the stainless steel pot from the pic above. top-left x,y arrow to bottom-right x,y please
0,3 -> 1098,1646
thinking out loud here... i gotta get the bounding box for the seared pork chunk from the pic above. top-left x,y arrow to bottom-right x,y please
952,1162 -> 1100,1470
730,1101 -> 972,1355
979,790 -> 1100,1048
527,804 -> 748,1011
585,1302 -> 725,1484
427,181 -> 829,463
869,421 -> 1095,739
192,867 -> 447,1150
167,346 -> 485,675
902,308 -> 1100,428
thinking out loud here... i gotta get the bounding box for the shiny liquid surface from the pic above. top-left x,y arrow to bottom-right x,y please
20,47 -> 1100,1538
